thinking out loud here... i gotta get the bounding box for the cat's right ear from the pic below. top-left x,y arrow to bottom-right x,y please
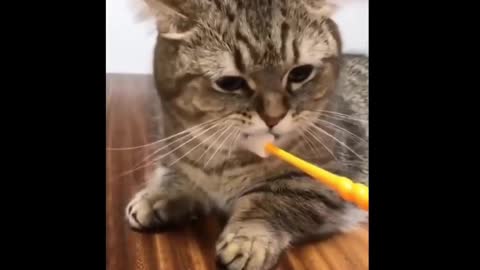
131,0 -> 197,40
302,0 -> 358,19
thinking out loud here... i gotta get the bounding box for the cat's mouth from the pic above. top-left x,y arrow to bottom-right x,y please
242,132 -> 280,140
238,132 -> 275,158
238,131 -> 293,158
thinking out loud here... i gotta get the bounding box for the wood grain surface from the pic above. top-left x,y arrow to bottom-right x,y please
106,74 -> 369,270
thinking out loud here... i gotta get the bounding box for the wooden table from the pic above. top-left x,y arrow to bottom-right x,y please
107,74 -> 369,270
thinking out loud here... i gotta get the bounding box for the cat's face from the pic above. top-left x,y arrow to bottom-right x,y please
150,0 -> 341,152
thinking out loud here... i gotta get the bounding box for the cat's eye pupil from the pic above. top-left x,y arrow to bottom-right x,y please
288,65 -> 314,83
215,76 -> 246,92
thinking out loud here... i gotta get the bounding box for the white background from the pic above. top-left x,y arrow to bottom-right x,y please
106,0 -> 368,74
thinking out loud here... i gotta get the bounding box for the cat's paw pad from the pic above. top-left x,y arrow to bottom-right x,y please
125,191 -> 167,230
215,230 -> 279,270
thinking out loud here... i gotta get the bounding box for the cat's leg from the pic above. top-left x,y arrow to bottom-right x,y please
126,166 -> 213,230
216,176 -> 367,270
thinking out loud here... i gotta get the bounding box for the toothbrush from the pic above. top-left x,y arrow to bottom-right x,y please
264,143 -> 369,211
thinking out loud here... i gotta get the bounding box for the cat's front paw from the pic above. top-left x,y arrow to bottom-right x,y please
126,188 -> 203,230
125,190 -> 169,230
215,226 -> 282,270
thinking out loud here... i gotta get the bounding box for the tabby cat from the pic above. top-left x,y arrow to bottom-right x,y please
126,1 -> 368,269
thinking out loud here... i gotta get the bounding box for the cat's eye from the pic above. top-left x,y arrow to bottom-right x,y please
214,76 -> 247,92
287,65 -> 314,84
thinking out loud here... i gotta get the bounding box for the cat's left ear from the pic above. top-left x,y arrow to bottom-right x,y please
130,0 -> 200,40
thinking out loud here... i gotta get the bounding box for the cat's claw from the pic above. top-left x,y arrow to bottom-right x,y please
216,228 -> 280,270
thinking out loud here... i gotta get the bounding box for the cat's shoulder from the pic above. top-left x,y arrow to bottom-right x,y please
336,54 -> 368,118
341,54 -> 368,69
339,54 -> 368,88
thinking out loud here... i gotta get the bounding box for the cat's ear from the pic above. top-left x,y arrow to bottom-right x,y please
132,0 -> 198,40
302,0 -> 354,18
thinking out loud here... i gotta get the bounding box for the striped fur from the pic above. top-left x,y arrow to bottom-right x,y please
126,1 -> 368,269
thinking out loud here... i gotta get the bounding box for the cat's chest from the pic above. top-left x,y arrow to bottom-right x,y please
176,159 -> 286,210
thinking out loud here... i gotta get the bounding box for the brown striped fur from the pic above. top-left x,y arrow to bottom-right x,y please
126,1 -> 368,269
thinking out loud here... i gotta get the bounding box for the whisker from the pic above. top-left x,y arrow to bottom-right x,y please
227,129 -> 242,161
313,109 -> 364,118
146,122 -> 227,164
119,121 -> 226,176
299,128 -> 321,157
309,110 -> 368,123
321,113 -> 369,124
316,118 -> 368,144
107,117 -> 222,150
295,127 -> 321,159
204,126 -> 238,168
116,157 -> 159,179
167,123 -> 233,167
342,160 -> 367,165
195,123 -> 234,163
305,120 -> 366,161
302,125 -> 338,161
127,120 -> 221,171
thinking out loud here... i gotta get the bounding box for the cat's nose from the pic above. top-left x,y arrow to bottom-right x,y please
262,113 -> 286,128
253,88 -> 289,128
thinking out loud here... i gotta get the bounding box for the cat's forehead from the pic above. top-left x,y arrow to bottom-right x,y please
184,0 -> 340,79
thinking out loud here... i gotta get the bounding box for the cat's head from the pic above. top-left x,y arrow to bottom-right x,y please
142,0 -> 344,155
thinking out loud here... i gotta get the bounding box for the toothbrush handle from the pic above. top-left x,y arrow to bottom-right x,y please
265,143 -> 368,211
332,177 -> 369,211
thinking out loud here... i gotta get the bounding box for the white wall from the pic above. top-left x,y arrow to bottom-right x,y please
106,0 -> 368,74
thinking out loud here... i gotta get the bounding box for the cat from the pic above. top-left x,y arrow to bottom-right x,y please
126,1 -> 368,269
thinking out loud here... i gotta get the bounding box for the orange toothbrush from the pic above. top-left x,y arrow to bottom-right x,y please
265,143 -> 368,211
